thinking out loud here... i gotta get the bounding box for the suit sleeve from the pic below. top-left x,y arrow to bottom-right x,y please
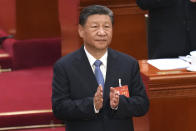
136,0 -> 176,10
112,61 -> 149,118
52,62 -> 97,121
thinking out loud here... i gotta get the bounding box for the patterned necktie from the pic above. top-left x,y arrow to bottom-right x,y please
94,60 -> 104,89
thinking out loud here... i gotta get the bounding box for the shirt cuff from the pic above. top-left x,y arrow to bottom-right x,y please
94,103 -> 99,113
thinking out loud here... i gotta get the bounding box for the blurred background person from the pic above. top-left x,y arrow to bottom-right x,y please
136,0 -> 196,59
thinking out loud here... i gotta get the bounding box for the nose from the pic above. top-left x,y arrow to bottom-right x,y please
97,27 -> 106,36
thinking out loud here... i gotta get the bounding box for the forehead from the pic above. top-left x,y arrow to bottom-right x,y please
85,14 -> 112,24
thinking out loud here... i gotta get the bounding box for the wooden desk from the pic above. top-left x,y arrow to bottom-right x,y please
139,60 -> 196,131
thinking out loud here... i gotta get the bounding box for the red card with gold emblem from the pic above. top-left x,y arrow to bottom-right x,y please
114,85 -> 130,97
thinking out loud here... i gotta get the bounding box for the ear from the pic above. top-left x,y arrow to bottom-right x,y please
78,25 -> 84,38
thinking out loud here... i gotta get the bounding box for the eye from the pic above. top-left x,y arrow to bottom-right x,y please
104,25 -> 111,29
91,25 -> 98,28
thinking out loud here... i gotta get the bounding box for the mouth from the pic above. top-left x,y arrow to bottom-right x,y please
95,39 -> 107,41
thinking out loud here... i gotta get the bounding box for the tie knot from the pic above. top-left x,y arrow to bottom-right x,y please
94,60 -> 102,67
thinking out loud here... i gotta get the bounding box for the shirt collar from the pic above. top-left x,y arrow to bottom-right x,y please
84,46 -> 108,68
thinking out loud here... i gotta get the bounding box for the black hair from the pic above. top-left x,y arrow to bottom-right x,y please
79,5 -> 114,26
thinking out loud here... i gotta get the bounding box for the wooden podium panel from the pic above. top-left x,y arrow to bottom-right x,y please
139,60 -> 196,131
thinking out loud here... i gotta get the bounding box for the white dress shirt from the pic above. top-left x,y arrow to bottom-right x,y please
84,46 -> 107,82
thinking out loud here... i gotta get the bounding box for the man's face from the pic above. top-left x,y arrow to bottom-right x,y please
79,14 -> 113,52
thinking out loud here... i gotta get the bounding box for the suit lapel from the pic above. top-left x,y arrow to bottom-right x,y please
72,47 -> 98,93
105,48 -> 118,88
103,48 -> 118,104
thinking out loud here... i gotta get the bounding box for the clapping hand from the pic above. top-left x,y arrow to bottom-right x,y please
94,85 -> 103,111
110,87 -> 120,109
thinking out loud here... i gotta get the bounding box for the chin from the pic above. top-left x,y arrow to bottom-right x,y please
96,43 -> 108,50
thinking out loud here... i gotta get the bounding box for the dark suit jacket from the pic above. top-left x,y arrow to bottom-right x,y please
136,0 -> 196,59
52,47 -> 149,131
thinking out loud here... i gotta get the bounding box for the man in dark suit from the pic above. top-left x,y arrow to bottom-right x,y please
136,0 -> 196,59
52,5 -> 149,131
